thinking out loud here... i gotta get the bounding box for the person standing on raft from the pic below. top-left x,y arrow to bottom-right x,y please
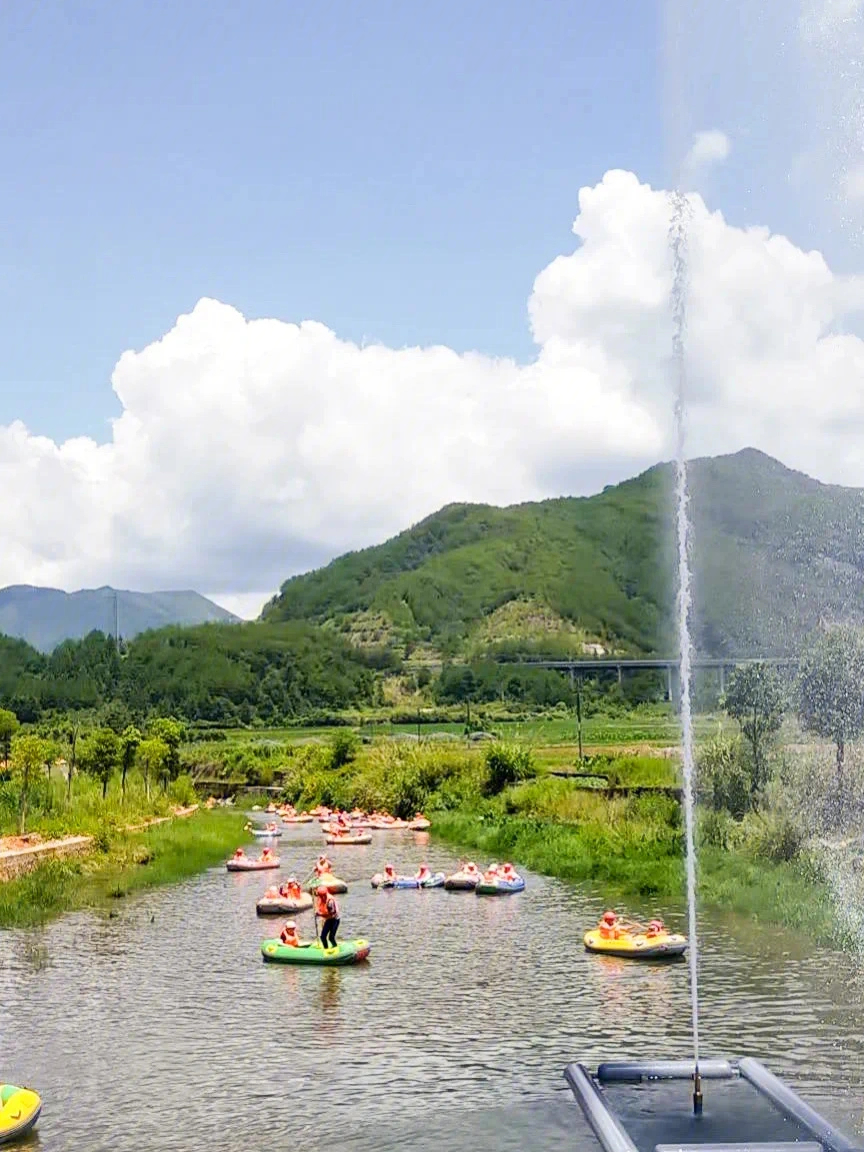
316,885 -> 340,951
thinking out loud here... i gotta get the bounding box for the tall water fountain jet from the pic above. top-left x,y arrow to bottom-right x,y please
669,187 -> 702,1115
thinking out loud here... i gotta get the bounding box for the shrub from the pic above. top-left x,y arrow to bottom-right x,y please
483,742 -> 536,797
698,732 -> 754,819
327,730 -> 359,770
740,811 -> 805,864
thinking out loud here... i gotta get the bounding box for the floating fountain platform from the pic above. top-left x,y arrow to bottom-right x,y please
565,1058 -> 860,1152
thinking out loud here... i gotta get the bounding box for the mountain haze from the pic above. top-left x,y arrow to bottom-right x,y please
0,586 -> 238,652
265,449 -> 864,658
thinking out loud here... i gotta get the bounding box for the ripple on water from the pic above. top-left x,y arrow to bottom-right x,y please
0,826 -> 862,1149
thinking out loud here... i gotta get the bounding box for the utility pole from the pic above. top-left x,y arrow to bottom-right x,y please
576,678 -> 584,763
570,666 -> 583,763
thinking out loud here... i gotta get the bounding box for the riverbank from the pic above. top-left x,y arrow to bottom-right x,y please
0,808 -> 247,929
431,810 -> 838,945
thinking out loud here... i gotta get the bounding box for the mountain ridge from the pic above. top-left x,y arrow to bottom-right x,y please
0,585 -> 239,652
263,448 -> 864,659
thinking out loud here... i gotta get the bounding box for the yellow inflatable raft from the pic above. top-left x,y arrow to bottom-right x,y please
0,1083 -> 41,1144
583,925 -> 687,960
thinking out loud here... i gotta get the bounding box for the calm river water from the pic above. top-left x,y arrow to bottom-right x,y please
2,824 -> 864,1150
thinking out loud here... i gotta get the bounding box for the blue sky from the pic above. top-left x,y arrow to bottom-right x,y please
0,0 -> 667,443
3,1 -> 864,611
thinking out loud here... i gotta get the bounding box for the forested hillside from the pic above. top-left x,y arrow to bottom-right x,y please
0,622 -> 376,724
265,449 -> 864,658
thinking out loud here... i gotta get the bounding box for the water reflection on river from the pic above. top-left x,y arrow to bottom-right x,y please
1,826 -> 863,1150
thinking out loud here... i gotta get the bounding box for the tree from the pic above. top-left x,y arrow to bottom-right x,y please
148,718 -> 183,783
63,716 -> 86,803
0,709 -> 19,766
136,738 -> 168,801
11,734 -> 48,835
119,725 -> 141,797
99,698 -> 132,734
798,628 -> 864,799
722,663 -> 784,798
81,728 -> 120,800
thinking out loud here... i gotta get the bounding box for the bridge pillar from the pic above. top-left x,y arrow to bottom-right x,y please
665,664 -> 673,702
719,664 -> 726,695
617,664 -> 622,686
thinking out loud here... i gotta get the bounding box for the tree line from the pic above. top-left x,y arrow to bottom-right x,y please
711,626 -> 864,818
0,708 -> 185,834
0,620 -> 377,725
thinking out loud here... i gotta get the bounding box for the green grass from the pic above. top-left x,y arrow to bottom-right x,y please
191,711 -> 729,751
432,807 -> 842,946
433,809 -> 684,898
0,770 -> 199,840
0,809 -> 248,929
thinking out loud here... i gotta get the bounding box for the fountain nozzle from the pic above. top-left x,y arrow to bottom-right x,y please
693,1066 -> 703,1116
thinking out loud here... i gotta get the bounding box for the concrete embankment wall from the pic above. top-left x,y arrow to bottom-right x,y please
0,836 -> 94,880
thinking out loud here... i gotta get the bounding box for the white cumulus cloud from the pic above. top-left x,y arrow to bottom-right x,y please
681,130 -> 732,182
4,168 -> 864,613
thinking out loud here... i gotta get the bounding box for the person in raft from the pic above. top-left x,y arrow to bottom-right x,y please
280,877 -> 302,899
415,863 -> 432,883
261,847 -> 274,862
315,855 -> 333,876
483,863 -> 500,883
383,863 -> 397,884
280,921 -> 300,947
500,862 -> 517,881
598,911 -> 621,939
232,847 -> 246,860
316,885 -> 340,951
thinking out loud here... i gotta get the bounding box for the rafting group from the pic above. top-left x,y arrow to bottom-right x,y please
372,859 -> 525,894
249,802 -> 432,834
244,852 -> 370,966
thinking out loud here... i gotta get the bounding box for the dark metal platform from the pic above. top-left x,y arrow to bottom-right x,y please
564,1058 -> 860,1152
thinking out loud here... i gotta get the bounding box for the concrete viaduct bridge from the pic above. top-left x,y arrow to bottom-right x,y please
508,657 -> 798,700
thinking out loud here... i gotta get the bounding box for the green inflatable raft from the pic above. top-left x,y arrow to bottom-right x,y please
261,938 -> 371,966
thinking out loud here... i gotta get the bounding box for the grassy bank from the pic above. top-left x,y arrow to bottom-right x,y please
432,810 -> 837,945
0,768 -> 201,841
0,808 -> 247,929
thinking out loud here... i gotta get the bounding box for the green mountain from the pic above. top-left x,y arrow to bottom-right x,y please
264,449 -> 864,659
0,585 -> 239,652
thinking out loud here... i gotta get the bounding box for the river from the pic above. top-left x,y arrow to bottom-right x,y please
1,823 -> 863,1150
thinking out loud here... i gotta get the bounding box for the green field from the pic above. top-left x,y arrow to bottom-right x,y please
194,711 -> 730,750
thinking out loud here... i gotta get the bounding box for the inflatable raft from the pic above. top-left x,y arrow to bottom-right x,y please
226,855 -> 280,871
583,927 -> 687,959
444,868 -> 480,890
475,875 -> 525,895
324,832 -> 372,845
371,872 -> 445,889
0,1084 -> 41,1145
306,872 -> 348,894
282,814 -> 315,824
249,826 -> 283,838
256,892 -> 314,916
261,938 -> 371,966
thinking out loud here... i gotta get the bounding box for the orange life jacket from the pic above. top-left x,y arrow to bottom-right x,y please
280,929 -> 299,946
315,891 -> 336,918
